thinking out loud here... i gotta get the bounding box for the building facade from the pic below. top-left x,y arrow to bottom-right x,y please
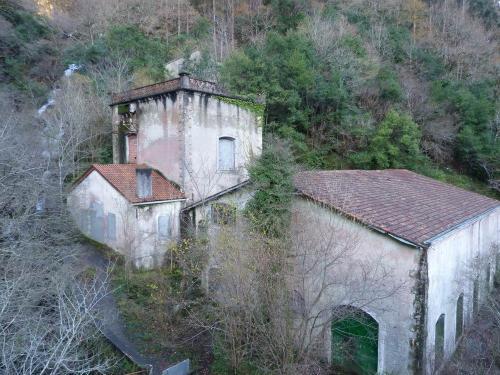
69,76 -> 500,374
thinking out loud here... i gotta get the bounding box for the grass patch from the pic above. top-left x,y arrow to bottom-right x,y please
110,263 -> 210,371
78,234 -> 125,265
97,337 -> 144,374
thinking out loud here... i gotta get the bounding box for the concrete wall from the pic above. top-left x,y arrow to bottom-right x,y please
113,91 -> 262,204
68,171 -> 182,268
182,92 -> 262,202
425,207 -> 500,374
188,191 -> 421,374
134,200 -> 183,268
291,199 -> 421,375
135,94 -> 184,185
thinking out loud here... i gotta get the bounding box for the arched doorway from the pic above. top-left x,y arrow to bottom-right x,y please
331,306 -> 379,374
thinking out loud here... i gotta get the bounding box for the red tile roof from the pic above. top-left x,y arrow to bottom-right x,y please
294,169 -> 499,247
75,164 -> 185,204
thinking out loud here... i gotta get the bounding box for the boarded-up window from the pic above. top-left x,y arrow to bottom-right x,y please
158,215 -> 171,240
80,209 -> 90,233
435,314 -> 445,368
218,137 -> 235,171
211,203 -> 236,225
90,202 -> 104,241
107,213 -> 116,240
456,293 -> 464,342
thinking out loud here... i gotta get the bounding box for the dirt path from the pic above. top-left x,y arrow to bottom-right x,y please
76,244 -> 168,375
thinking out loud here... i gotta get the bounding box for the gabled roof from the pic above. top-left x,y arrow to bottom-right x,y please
182,180 -> 250,211
294,169 -> 499,247
74,164 -> 185,204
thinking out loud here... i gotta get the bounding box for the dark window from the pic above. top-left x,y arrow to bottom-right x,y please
456,294 -> 464,342
118,104 -> 130,114
473,279 -> 479,316
435,314 -> 445,368
486,263 -> 491,292
218,137 -> 235,171
211,203 -> 236,225
495,253 -> 500,287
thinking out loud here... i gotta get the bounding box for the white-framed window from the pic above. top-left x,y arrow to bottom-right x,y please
158,215 -> 171,240
218,137 -> 235,171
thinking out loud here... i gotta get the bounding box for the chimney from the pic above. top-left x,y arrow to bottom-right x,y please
179,71 -> 190,89
136,166 -> 152,198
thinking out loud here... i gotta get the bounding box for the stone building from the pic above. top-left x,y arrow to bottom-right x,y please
69,74 -> 262,267
69,76 -> 500,373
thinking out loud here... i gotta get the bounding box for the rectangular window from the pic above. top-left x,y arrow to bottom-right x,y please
218,137 -> 235,171
107,213 -> 116,241
158,215 -> 171,240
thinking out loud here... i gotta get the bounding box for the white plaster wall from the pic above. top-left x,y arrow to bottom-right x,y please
134,200 -> 183,268
68,171 -> 136,256
136,95 -> 183,185
68,171 -> 183,269
425,207 -> 500,374
183,92 -> 262,202
292,199 -> 421,375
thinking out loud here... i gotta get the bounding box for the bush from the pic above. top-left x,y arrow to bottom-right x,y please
352,110 -> 423,169
376,67 -> 403,102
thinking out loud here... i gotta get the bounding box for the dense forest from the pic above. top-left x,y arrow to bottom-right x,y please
1,0 -> 499,195
0,1 -> 499,374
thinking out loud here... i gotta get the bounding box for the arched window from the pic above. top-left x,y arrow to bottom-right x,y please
495,253 -> 500,286
218,137 -> 235,171
486,263 -> 491,292
331,306 -> 378,374
473,279 -> 479,316
435,314 -> 445,368
456,294 -> 464,342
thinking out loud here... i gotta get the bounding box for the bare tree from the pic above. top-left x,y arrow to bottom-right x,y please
185,199 -> 404,374
0,91 -> 116,373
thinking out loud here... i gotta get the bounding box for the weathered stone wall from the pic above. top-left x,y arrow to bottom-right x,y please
134,200 -> 183,268
134,94 -> 184,186
114,91 -> 262,204
291,199 -> 421,374
69,170 -> 136,255
425,207 -> 500,374
182,92 -> 262,202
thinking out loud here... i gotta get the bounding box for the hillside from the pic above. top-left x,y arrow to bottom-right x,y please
0,1 -> 499,374
1,0 -> 499,196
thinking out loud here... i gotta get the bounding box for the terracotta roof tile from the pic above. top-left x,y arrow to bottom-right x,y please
76,164 -> 185,204
294,169 -> 499,247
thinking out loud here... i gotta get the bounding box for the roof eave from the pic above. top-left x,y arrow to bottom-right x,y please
423,205 -> 500,246
132,198 -> 187,206
182,180 -> 251,212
